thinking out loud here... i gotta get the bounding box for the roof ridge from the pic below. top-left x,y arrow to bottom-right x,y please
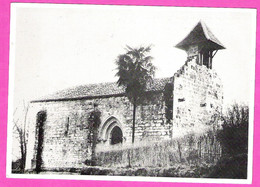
32,76 -> 173,102
200,20 -> 210,40
70,77 -> 170,88
200,21 -> 225,48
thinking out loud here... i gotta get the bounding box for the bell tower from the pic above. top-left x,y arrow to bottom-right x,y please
175,21 -> 225,69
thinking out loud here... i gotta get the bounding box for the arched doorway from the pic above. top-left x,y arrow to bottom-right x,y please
110,126 -> 123,145
99,116 -> 124,146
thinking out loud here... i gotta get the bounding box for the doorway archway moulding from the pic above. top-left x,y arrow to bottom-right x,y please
99,116 -> 123,142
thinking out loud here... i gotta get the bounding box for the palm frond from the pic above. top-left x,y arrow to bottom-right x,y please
115,45 -> 156,104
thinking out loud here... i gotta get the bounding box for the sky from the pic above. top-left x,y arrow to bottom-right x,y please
10,4 -> 256,110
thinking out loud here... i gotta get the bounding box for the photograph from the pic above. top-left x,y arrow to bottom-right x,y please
7,3 -> 256,184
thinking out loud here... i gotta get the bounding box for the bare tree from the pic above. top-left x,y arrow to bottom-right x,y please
12,101 -> 29,172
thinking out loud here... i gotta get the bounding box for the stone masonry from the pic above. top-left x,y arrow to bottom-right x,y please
25,91 -> 172,170
172,58 -> 223,137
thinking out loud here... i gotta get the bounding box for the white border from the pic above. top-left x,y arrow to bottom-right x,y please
6,3 -> 257,185
6,173 -> 251,184
247,7 -> 257,184
6,2 -> 17,179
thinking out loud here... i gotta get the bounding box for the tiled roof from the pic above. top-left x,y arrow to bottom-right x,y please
175,21 -> 225,50
32,77 -> 173,102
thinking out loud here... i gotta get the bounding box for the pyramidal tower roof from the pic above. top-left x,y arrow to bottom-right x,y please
175,21 -> 225,51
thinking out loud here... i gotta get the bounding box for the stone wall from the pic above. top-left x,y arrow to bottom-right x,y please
172,58 -> 223,137
25,92 -> 171,171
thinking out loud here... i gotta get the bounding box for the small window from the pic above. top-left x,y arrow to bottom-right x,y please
178,98 -> 185,102
200,103 -> 206,107
65,117 -> 70,136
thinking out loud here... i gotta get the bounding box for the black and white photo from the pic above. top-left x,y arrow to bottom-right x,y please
7,3 -> 256,184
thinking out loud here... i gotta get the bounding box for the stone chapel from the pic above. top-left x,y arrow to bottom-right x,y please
25,21 -> 224,171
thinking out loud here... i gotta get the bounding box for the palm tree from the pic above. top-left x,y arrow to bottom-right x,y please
115,46 -> 156,143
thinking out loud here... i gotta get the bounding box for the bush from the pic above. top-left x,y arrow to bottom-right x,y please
12,159 -> 23,173
80,167 -> 113,175
211,103 -> 249,179
216,104 -> 249,156
207,154 -> 247,179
